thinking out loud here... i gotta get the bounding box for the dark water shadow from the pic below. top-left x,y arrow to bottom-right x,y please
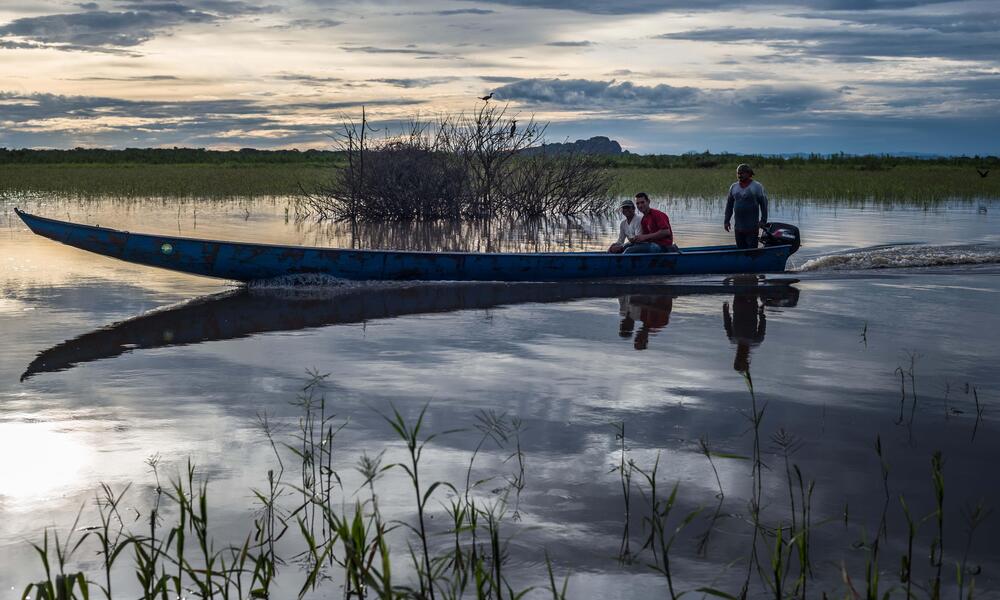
21,278 -> 800,381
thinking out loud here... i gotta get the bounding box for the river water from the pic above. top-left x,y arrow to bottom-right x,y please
1,196 -> 999,598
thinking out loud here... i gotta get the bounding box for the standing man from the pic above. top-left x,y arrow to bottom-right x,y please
623,192 -> 675,254
724,164 -> 768,249
608,198 -> 644,253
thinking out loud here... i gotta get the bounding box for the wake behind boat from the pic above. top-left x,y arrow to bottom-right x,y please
14,208 -> 800,282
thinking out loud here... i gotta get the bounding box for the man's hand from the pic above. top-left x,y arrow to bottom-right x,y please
759,220 -> 767,229
724,222 -> 731,232
630,234 -> 643,243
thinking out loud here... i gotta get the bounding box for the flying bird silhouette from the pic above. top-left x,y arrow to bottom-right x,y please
479,92 -> 493,101
976,168 -> 989,178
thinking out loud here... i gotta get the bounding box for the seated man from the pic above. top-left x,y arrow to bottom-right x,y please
623,192 -> 676,254
608,198 -> 643,253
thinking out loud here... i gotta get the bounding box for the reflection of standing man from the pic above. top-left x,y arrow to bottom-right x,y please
619,295 -> 673,350
724,164 -> 768,249
723,290 -> 766,373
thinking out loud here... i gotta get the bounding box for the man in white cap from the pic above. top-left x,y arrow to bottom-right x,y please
607,198 -> 644,253
724,164 -> 768,249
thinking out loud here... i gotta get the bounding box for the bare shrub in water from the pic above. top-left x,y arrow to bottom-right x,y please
297,104 -> 613,221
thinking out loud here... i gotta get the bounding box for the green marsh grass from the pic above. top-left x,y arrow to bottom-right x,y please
19,370 -> 995,599
4,162 -> 999,203
613,165 -> 1000,203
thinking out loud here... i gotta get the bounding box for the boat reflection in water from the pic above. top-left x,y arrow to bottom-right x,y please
21,278 -> 800,381
616,276 -> 799,353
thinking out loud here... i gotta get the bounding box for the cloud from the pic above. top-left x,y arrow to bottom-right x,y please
480,76 -> 524,83
492,77 -> 841,122
434,8 -> 495,15
545,40 -> 593,47
493,78 -> 702,110
0,91 -> 426,149
0,2 -> 271,52
368,77 -> 458,88
340,45 -> 441,55
462,0 -> 957,15
657,21 -> 1000,62
273,17 -> 343,30
67,75 -> 182,81
273,73 -> 343,86
275,99 -> 427,110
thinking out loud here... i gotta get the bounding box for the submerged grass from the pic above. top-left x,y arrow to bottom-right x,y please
3,163 -> 998,202
19,371 -> 995,599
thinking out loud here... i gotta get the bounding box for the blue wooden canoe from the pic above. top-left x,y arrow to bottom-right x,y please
15,208 -> 799,282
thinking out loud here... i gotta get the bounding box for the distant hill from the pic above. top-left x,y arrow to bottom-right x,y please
524,136 -> 625,156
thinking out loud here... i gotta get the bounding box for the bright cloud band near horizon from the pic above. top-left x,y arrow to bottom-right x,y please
1,0 -> 998,154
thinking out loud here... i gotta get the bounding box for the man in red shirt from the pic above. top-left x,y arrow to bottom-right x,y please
623,192 -> 676,254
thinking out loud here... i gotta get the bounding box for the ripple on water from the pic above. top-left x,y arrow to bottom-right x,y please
798,243 -> 1000,271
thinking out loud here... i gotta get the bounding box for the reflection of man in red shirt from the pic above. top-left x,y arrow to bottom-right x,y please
623,193 -> 675,254
618,294 -> 673,350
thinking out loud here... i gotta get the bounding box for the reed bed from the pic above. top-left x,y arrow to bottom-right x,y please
4,163 -> 997,204
613,165 -> 1000,203
19,369 -> 993,599
0,164 -> 332,199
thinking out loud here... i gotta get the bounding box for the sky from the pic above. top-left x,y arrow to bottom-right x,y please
0,0 -> 998,154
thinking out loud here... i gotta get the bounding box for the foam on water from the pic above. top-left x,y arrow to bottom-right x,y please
245,273 -> 412,290
798,244 -> 1000,272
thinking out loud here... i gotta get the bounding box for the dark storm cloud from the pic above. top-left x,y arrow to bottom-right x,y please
545,40 -> 593,47
0,1 -> 271,52
657,23 -> 1000,62
463,0 -> 956,15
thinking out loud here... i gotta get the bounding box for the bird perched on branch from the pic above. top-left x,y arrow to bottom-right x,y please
510,120 -> 516,138
976,168 -> 989,178
479,92 -> 493,101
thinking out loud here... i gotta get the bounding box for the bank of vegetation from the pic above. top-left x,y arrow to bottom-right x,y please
2,144 -> 998,204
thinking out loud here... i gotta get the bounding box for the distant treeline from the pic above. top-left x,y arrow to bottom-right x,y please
1,147 -> 997,169
599,151 -> 1000,170
0,147 -> 341,165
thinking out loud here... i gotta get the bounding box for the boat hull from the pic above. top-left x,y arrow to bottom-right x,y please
15,209 -> 796,282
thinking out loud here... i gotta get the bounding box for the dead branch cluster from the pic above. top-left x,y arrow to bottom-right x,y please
296,105 -> 613,222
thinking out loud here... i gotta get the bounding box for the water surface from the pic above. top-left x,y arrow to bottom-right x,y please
1,197 -> 998,597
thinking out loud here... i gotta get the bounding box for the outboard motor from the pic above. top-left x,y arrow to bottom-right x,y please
760,222 -> 801,252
